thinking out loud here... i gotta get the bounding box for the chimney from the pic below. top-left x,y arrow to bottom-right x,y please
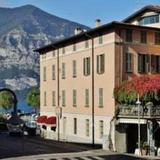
95,19 -> 101,27
74,27 -> 82,35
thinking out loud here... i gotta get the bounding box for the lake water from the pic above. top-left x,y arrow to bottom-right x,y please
0,101 -> 35,113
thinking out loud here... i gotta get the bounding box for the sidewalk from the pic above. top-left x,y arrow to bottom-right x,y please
1,150 -> 116,160
2,149 -> 160,160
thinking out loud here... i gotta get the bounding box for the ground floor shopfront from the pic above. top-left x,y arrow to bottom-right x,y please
115,119 -> 160,153
115,103 -> 160,155
38,112 -> 115,146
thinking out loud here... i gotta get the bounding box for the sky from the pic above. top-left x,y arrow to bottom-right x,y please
0,0 -> 160,27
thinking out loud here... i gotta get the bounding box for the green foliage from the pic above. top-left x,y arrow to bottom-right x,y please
114,75 -> 160,105
114,89 -> 137,105
26,88 -> 40,110
0,91 -> 14,110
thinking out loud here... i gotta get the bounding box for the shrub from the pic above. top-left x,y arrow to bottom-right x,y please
114,75 -> 160,105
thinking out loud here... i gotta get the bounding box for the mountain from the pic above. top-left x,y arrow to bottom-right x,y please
0,5 -> 89,101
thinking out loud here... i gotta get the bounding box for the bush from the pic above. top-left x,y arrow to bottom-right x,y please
114,75 -> 160,105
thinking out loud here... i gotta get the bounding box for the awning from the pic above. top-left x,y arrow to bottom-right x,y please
46,116 -> 56,126
117,118 -> 147,124
37,115 -> 47,124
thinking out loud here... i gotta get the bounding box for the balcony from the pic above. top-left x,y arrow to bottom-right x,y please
117,103 -> 160,119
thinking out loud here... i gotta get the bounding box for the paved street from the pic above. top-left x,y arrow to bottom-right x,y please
0,132 -> 93,159
0,132 -> 159,160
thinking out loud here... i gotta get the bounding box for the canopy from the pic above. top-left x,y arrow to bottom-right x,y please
46,116 -> 56,126
37,115 -> 47,124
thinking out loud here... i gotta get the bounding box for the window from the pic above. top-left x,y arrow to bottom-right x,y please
62,90 -> 66,107
99,120 -> 104,138
44,91 -> 47,106
99,88 -> 103,107
140,31 -> 147,44
73,89 -> 77,107
138,54 -> 149,73
43,67 -> 46,81
42,54 -> 46,59
126,53 -> 133,72
99,35 -> 103,44
52,65 -> 56,80
85,89 -> 89,107
72,60 -> 77,78
62,63 -> 66,79
155,32 -> 160,45
86,119 -> 89,137
83,57 -> 91,76
139,15 -> 159,25
73,43 -> 76,51
125,29 -> 132,42
52,50 -> 56,57
62,47 -> 65,54
52,91 -> 56,106
151,55 -> 160,73
73,118 -> 77,134
85,40 -> 89,48
97,54 -> 105,74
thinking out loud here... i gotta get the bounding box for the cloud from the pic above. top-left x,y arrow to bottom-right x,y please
0,0 -> 9,7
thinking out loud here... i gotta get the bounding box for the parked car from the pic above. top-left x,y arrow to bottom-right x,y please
7,115 -> 24,136
24,120 -> 37,136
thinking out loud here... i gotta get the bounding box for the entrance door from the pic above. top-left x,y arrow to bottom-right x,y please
127,124 -> 147,153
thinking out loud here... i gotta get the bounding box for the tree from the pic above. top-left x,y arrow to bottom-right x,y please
26,88 -> 40,113
0,91 -> 14,110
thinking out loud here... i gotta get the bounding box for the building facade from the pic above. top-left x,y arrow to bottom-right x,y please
36,5 -> 160,153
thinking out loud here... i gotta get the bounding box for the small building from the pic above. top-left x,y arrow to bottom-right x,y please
35,5 -> 160,153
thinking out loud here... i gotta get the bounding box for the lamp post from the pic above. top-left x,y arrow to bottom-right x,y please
136,94 -> 141,155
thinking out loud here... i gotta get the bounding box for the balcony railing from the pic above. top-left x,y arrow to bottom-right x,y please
117,103 -> 160,118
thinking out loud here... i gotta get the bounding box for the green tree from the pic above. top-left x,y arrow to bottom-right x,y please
0,91 -> 14,110
26,88 -> 40,113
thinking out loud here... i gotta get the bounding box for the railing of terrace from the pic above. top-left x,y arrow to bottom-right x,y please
117,103 -> 160,118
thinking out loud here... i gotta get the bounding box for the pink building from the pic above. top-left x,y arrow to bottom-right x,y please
36,5 -> 160,153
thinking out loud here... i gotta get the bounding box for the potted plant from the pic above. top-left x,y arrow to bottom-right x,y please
136,141 -> 149,155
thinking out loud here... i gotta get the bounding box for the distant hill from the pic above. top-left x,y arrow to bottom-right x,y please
0,5 -> 89,100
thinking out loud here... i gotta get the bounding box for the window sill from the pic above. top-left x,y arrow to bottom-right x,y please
97,72 -> 105,75
98,106 -> 104,108
85,105 -> 89,108
126,71 -> 133,73
73,105 -> 77,107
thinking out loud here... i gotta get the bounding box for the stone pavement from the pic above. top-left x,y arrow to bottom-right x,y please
2,149 -> 160,160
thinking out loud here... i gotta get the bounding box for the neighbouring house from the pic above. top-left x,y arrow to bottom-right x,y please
35,5 -> 160,153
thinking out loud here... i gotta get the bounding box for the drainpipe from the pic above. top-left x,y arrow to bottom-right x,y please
57,48 -> 60,141
84,33 -> 95,148
52,45 -> 60,141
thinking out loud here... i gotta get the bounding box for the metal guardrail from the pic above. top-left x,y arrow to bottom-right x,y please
117,103 -> 160,118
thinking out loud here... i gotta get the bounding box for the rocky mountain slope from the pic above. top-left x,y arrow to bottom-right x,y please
0,5 -> 89,100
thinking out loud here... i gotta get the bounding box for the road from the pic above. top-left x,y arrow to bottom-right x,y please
0,132 -> 92,159
0,132 -> 155,160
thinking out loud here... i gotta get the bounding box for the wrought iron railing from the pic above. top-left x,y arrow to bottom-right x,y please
117,103 -> 160,118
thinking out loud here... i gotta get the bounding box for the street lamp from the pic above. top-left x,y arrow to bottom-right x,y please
136,94 -> 141,155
